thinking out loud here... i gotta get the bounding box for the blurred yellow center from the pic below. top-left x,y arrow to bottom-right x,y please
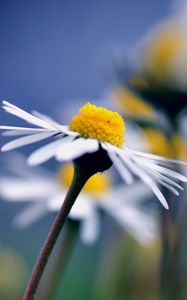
69,103 -> 125,147
115,88 -> 155,118
58,163 -> 110,195
142,23 -> 186,82
172,135 -> 187,160
145,128 -> 171,157
145,129 -> 187,159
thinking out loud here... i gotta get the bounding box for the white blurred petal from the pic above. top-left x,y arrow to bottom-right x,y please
13,203 -> 48,229
47,191 -> 68,211
104,181 -> 152,205
1,152 -> 54,179
109,205 -> 157,245
80,210 -> 100,245
69,195 -> 94,220
0,178 -> 56,201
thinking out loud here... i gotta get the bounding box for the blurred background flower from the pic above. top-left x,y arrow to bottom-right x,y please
0,154 -> 157,246
113,0 -> 187,117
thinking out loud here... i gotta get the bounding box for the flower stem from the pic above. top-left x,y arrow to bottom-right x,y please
23,165 -> 89,300
35,220 -> 80,300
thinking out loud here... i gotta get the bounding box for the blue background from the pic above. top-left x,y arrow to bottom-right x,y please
0,0 -> 172,114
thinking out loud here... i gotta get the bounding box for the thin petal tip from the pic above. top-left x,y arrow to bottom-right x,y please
1,145 -> 9,152
163,203 -> 169,210
27,157 -> 38,166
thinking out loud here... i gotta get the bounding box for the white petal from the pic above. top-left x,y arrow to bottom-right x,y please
58,126 -> 79,137
102,143 -> 133,184
28,136 -> 74,165
135,159 -> 184,191
118,152 -> 169,209
126,148 -> 187,166
2,101 -> 56,130
56,138 -> 99,161
32,111 -> 77,136
138,162 -> 180,196
32,110 -> 64,130
1,132 -> 55,151
136,157 -> 187,182
1,126 -> 49,136
80,210 -> 100,245
13,203 -> 48,229
154,177 -> 179,196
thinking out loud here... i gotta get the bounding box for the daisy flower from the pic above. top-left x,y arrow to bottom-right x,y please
0,156 -> 156,245
1,101 -> 187,209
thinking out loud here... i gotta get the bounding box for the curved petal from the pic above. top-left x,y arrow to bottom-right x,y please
0,126 -> 50,136
135,157 -> 187,182
126,147 -> 187,166
55,138 -> 99,161
118,151 -> 169,209
1,132 -> 55,152
102,143 -> 134,184
2,101 -> 56,130
28,136 -> 74,165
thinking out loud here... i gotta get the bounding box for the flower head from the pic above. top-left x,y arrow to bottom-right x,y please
1,101 -> 187,209
0,155 -> 156,245
69,103 -> 125,147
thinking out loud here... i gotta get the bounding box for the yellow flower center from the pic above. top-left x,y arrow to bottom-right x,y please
58,163 -> 110,195
115,88 -> 155,119
69,103 -> 125,147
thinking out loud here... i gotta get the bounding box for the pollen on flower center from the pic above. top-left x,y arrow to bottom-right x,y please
69,103 -> 125,147
58,163 -> 110,195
